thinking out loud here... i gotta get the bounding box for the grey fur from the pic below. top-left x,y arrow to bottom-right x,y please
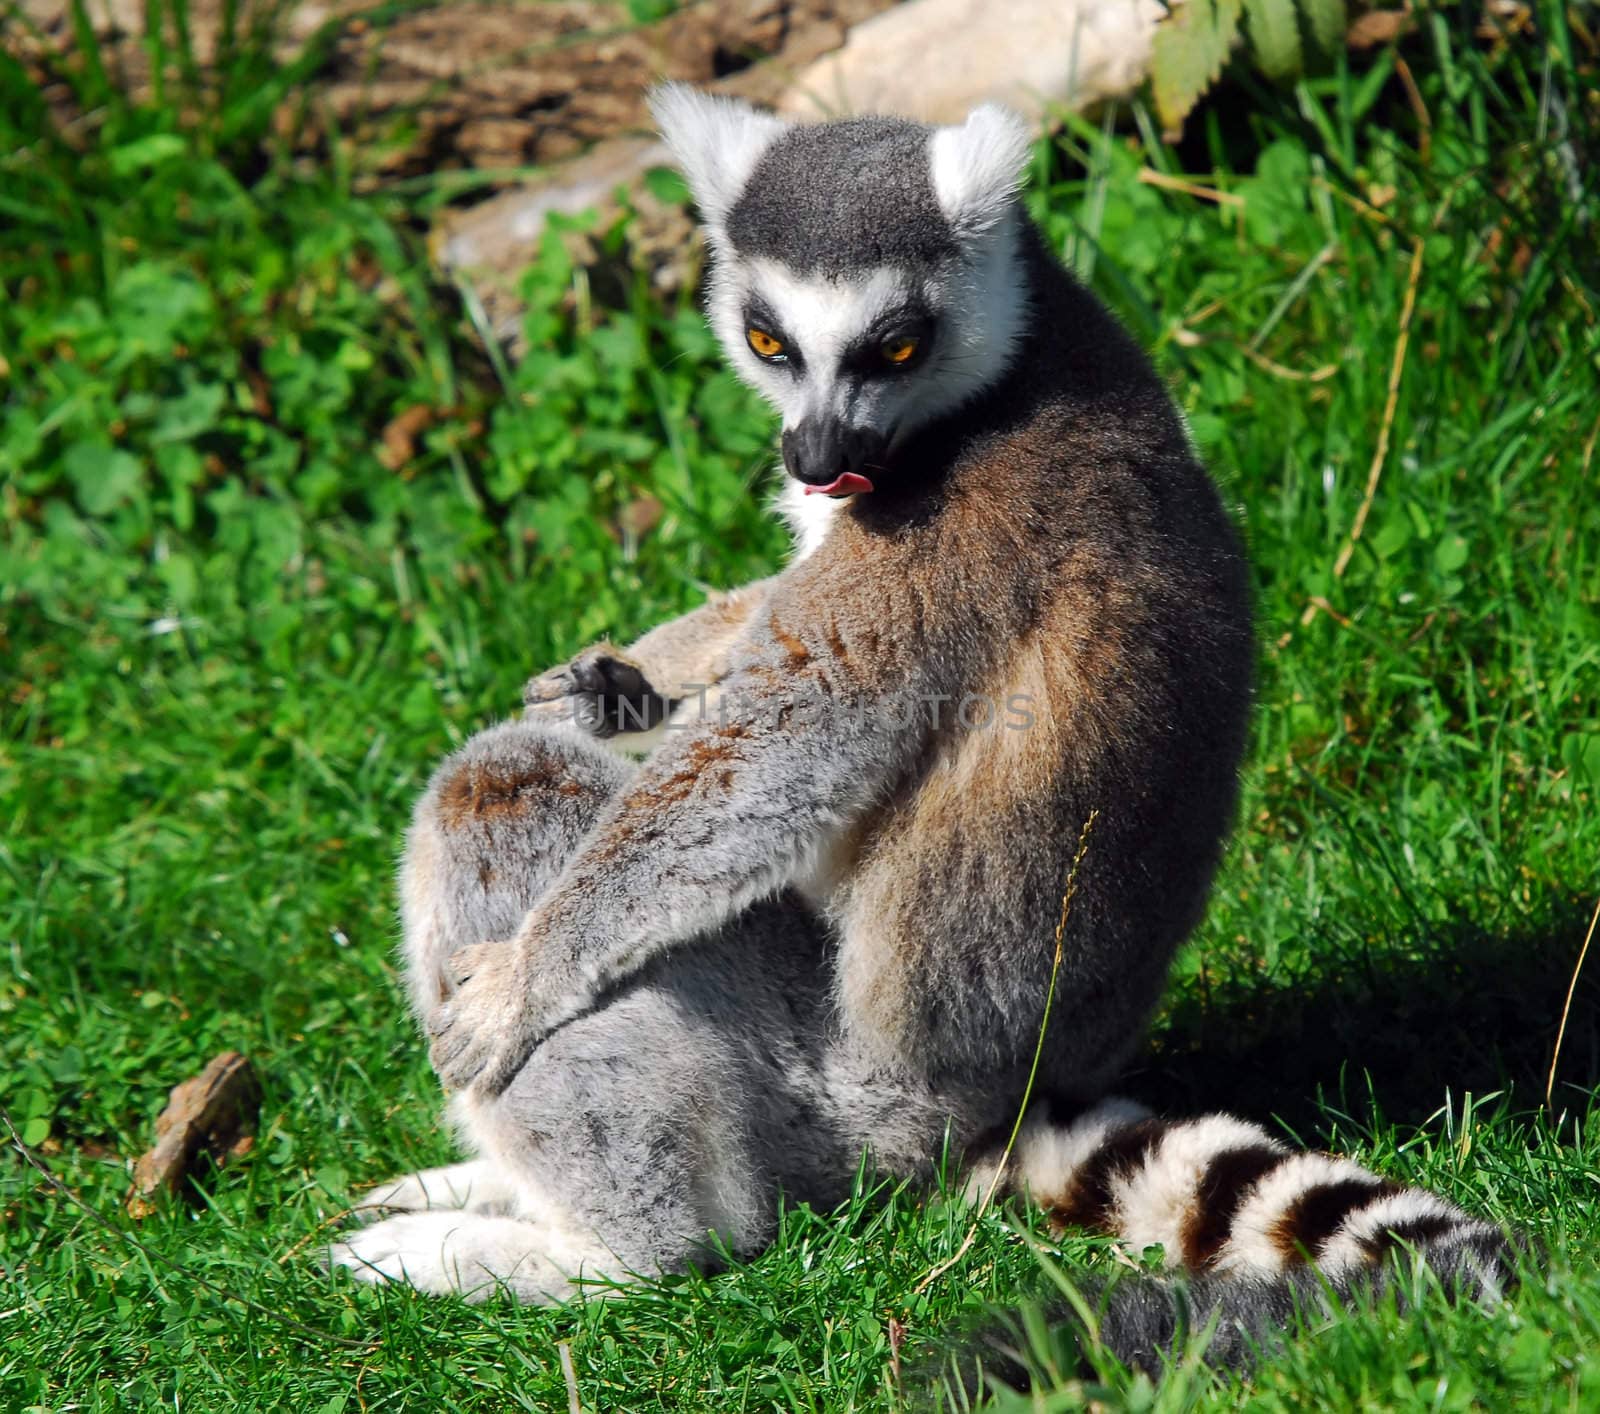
727,118 -> 958,274
332,719 -> 963,1294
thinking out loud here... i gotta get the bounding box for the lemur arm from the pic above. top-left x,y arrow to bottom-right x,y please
522,578 -> 775,736
429,582 -> 941,1095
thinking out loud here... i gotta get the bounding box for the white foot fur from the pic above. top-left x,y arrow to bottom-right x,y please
328,1210 -> 624,1303
353,1160 -> 520,1216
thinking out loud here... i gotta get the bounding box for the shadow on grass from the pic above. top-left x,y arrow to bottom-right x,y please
1130,894 -> 1600,1133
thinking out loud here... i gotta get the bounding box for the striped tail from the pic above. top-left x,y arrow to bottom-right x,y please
962,1098 -> 1511,1372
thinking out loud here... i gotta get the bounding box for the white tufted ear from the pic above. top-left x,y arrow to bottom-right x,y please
929,104 -> 1033,237
648,83 -> 788,232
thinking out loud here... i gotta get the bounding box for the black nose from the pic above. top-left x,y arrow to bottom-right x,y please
781,419 -> 885,486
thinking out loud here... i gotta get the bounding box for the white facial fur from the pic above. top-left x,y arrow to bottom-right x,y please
651,85 -> 1034,459
705,227 -> 1027,458
775,475 -> 845,559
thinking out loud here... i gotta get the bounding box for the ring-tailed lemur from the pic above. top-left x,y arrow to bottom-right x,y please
329,86 -> 1509,1372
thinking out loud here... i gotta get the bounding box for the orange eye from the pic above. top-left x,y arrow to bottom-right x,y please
747,327 -> 785,360
882,335 -> 919,366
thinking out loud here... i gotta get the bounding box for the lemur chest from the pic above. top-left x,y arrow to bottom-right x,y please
791,824 -> 865,907
794,640 -> 1070,910
778,480 -> 848,562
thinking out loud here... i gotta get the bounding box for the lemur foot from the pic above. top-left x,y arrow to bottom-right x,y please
523,647 -> 669,738
353,1161 -> 520,1217
328,1212 -> 582,1302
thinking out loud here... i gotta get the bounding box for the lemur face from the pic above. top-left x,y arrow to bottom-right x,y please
651,87 -> 1034,497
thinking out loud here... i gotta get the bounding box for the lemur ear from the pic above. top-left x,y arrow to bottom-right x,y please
648,83 -> 787,232
929,104 -> 1033,237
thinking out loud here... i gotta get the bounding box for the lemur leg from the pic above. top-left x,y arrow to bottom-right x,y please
397,716 -> 633,1025
337,716 -> 831,1302
340,971 -> 835,1301
353,1160 -> 521,1215
336,719 -> 630,1296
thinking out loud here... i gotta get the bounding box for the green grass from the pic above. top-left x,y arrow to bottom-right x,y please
3,2 -> 1599,1409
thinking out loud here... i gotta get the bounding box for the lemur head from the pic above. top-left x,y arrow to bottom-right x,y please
650,84 -> 1033,497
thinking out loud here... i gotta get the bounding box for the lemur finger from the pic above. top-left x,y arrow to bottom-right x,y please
429,1029 -> 485,1091
521,646 -> 633,703
426,1026 -> 468,1076
567,656 -> 609,696
477,1046 -> 530,1099
443,941 -> 502,989
424,1001 -> 454,1040
522,665 -> 579,707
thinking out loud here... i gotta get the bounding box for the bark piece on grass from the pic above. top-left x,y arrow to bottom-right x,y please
127,1051 -> 262,1218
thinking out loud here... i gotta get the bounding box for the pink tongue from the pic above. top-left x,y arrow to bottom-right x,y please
803,472 -> 876,497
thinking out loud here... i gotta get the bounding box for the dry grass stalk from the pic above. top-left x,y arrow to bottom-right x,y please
1545,894 -> 1600,1108
559,1341 -> 582,1414
1292,236 -> 1426,640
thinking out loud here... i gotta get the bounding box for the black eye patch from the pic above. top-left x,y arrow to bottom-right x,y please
843,309 -> 936,375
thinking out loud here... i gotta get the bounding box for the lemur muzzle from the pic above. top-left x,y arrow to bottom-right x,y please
782,418 -> 881,496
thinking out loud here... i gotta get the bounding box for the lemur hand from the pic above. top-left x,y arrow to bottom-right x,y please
522,647 -> 670,738
426,940 -> 587,1095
